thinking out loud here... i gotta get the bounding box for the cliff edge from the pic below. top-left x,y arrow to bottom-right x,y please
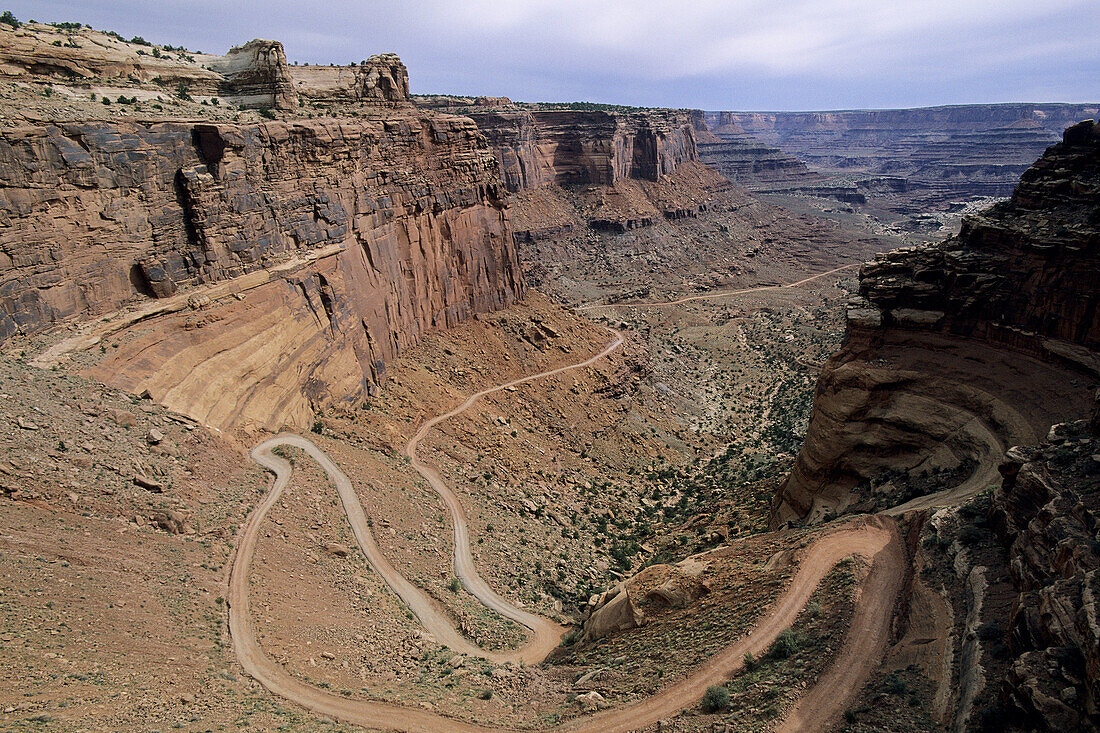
776,120 -> 1100,523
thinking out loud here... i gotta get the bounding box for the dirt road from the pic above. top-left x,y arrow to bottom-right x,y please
577,262 -> 858,311
228,266 -> 911,731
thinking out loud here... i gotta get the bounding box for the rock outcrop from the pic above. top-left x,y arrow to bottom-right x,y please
467,109 -> 698,192
205,39 -> 298,110
0,24 -> 298,109
987,420 -> 1100,731
775,121 -> 1100,523
291,54 -> 410,106
0,115 -> 523,430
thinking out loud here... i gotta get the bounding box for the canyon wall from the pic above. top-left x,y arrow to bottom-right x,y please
775,120 -> 1100,523
466,109 -> 698,192
0,114 -> 523,430
711,104 -> 1099,209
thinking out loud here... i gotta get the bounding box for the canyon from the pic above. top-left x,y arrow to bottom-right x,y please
0,14 -> 1098,733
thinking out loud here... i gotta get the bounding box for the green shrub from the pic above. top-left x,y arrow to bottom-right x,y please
0,10 -> 19,28
311,419 -> 323,434
448,577 -> 461,593
701,685 -> 730,712
742,652 -> 757,671
769,629 -> 801,659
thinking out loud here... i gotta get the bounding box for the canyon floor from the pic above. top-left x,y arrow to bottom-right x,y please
0,251 -> 919,732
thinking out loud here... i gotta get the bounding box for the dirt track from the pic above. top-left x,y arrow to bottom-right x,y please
228,268 -> 911,731
577,262 -> 858,311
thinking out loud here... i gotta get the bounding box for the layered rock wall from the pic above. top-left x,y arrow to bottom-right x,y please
0,115 -> 523,429
713,104 -> 1100,208
776,121 -> 1100,523
467,109 -> 698,192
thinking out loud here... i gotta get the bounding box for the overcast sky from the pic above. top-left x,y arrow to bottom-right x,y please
11,0 -> 1098,110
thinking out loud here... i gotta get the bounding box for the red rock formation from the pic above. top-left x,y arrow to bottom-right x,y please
0,115 -> 523,430
468,109 -> 698,192
777,121 -> 1100,523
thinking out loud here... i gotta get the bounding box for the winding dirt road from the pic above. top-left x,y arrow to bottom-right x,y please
228,266 -> 910,732
577,263 -> 858,312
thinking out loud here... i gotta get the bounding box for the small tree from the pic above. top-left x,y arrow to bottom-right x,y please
0,11 -> 20,29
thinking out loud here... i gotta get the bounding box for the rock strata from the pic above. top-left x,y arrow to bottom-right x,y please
776,121 -> 1100,522
468,109 -> 698,192
0,114 -> 522,430
715,104 -> 1100,210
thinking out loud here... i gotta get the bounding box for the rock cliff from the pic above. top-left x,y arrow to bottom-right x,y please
987,420 -> 1100,730
467,109 -> 698,192
775,120 -> 1100,523
0,114 -> 523,431
205,39 -> 298,110
290,54 -> 410,106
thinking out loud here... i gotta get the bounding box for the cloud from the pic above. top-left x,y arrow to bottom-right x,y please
8,0 -> 1098,109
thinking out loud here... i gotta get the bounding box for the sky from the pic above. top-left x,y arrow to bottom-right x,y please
10,0 -> 1099,110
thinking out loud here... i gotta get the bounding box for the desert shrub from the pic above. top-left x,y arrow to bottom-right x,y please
768,629 -> 800,660
883,672 -> 908,696
701,685 -> 730,712
0,10 -> 19,28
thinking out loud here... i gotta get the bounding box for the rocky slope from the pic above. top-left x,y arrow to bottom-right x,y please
776,120 -> 1100,524
714,104 -> 1099,211
0,111 -> 522,432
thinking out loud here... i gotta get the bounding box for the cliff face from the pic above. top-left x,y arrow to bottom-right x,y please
205,39 -> 298,110
0,115 -> 523,430
467,109 -> 698,192
776,121 -> 1100,523
291,54 -> 411,106
988,421 -> 1099,730
714,104 -> 1099,209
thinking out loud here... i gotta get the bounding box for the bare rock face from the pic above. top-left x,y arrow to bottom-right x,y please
776,121 -> 1100,523
986,420 -> 1100,731
291,54 -> 410,106
205,39 -> 298,110
468,109 -> 698,192
0,114 -> 522,430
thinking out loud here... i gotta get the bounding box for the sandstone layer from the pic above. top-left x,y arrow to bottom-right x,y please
0,114 -> 522,431
291,54 -> 410,107
0,23 -> 299,109
775,120 -> 1100,523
